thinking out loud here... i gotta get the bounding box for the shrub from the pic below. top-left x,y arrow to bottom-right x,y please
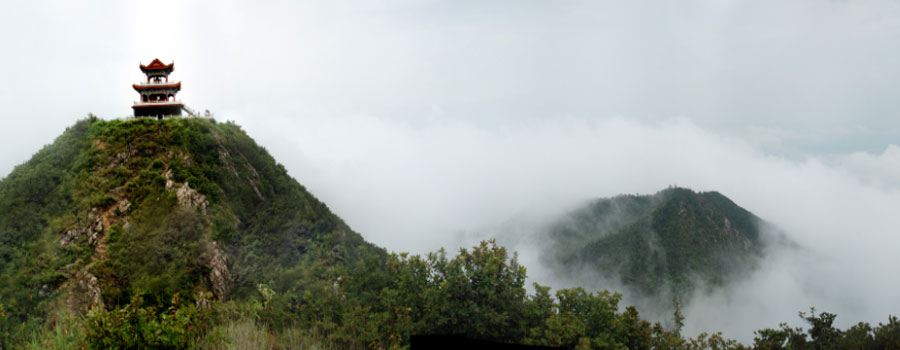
84,293 -> 213,350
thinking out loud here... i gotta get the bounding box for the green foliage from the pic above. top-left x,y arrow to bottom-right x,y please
750,309 -> 900,350
298,239 -> 698,349
549,187 -> 775,301
83,293 -> 212,350
100,206 -> 207,307
0,116 -> 98,347
0,116 -> 383,346
24,307 -> 86,350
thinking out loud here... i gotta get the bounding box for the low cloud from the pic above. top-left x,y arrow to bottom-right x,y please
251,113 -> 900,342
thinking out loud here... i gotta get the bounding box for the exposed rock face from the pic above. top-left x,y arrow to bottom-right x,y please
66,271 -> 105,312
165,166 -> 209,214
237,152 -> 265,200
60,206 -> 108,247
86,208 -> 104,246
164,168 -> 176,191
218,147 -> 239,178
721,217 -> 752,251
176,182 -> 208,214
200,241 -> 230,300
81,272 -> 104,308
116,198 -> 131,216
59,228 -> 79,246
213,131 -> 265,200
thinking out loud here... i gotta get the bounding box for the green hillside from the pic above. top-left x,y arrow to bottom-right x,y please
546,188 -> 775,299
0,116 -> 383,347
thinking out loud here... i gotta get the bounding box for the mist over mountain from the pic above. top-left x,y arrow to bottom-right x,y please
483,189 -> 767,307
540,188 -> 793,308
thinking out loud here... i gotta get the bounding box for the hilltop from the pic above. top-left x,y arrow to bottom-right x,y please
0,116 -> 383,346
543,187 -> 786,301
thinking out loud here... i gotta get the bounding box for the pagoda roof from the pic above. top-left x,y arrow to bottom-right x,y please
140,59 -> 174,72
133,81 -> 181,91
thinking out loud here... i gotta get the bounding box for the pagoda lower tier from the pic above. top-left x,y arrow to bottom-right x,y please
132,80 -> 184,118
132,102 -> 184,118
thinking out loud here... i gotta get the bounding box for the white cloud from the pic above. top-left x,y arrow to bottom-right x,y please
251,113 -> 900,341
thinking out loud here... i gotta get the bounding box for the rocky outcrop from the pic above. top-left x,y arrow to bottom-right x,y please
176,182 -> 208,214
164,168 -> 176,191
200,241 -> 230,300
237,152 -> 265,200
65,271 -> 105,313
60,205 -> 110,247
115,198 -> 131,216
103,144 -> 138,172
164,167 -> 209,214
722,217 -> 753,251
213,131 -> 265,201
59,227 -> 80,246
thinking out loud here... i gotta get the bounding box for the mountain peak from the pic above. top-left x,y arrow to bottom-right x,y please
0,116 -> 382,333
546,187 -> 776,299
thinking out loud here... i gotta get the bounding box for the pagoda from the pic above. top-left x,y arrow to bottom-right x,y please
132,58 -> 184,118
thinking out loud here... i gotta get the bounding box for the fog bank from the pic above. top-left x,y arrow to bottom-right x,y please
256,114 -> 900,342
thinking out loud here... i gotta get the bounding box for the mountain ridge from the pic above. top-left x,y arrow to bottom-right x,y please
543,187 -> 781,300
0,116 -> 384,344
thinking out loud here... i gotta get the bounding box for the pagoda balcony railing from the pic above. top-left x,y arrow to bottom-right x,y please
133,100 -> 183,106
135,80 -> 180,86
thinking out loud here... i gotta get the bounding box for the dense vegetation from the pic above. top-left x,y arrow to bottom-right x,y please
1,117 -> 898,349
21,240 -> 900,350
545,188 -> 780,299
0,116 -> 380,348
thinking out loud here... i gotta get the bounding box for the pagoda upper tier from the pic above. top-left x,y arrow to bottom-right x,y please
140,58 -> 174,77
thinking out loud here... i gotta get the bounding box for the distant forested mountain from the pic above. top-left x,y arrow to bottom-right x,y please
543,187 -> 786,300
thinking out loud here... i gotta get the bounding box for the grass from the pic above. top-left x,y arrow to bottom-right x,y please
22,308 -> 342,350
25,309 -> 85,350
200,319 -> 344,350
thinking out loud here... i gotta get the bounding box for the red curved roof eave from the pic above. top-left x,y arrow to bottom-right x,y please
140,58 -> 174,71
132,82 -> 182,91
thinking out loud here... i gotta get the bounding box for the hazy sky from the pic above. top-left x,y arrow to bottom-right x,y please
2,0 -> 899,161
2,0 -> 900,340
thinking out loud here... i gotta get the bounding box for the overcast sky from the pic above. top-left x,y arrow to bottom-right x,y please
2,0 -> 900,340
